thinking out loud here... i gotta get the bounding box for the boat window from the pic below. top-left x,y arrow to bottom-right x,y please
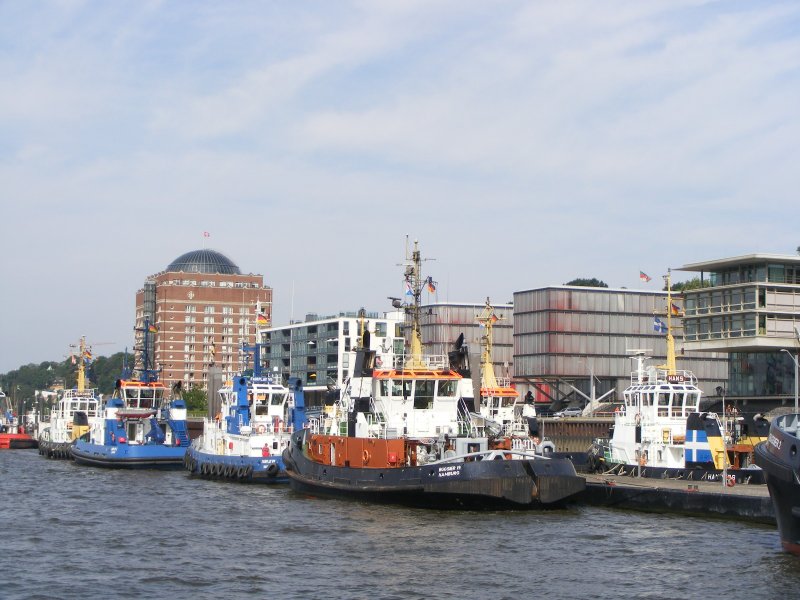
671,393 -> 683,416
437,380 -> 457,398
402,380 -> 413,399
391,380 -> 404,397
255,404 -> 269,416
379,380 -> 390,397
686,391 -> 700,411
658,393 -> 669,416
414,380 -> 434,409
271,393 -> 285,406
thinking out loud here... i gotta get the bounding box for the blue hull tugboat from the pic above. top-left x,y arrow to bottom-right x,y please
71,321 -> 190,469
186,344 -> 307,483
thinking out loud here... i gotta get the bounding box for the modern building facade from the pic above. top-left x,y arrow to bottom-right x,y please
135,249 -> 272,390
420,301 -> 514,381
513,285 -> 728,411
681,254 -> 800,402
259,311 -> 404,406
257,302 -> 512,406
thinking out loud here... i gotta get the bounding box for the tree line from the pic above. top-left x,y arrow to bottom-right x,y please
0,352 -> 207,414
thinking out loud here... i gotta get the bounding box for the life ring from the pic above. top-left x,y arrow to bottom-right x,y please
256,424 -> 266,434
726,474 -> 736,487
639,454 -> 647,467
362,449 -> 370,463
375,356 -> 383,368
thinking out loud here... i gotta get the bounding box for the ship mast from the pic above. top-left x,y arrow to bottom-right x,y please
75,336 -> 88,392
662,270 -> 677,375
403,240 -> 426,369
476,298 -> 501,389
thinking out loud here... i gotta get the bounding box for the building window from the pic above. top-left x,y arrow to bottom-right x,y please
204,305 -> 214,314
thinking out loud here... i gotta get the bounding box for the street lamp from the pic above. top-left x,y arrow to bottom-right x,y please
780,325 -> 800,413
781,348 -> 799,413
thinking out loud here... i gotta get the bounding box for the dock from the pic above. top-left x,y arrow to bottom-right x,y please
576,473 -> 775,524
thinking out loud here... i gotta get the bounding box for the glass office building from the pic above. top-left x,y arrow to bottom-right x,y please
513,286 -> 727,409
681,254 -> 800,400
420,302 -> 514,380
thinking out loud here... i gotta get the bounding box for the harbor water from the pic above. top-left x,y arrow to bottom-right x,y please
1,450 -> 798,600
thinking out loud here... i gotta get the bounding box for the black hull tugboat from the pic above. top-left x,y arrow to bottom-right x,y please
754,413 -> 800,555
283,239 -> 584,510
284,429 -> 584,510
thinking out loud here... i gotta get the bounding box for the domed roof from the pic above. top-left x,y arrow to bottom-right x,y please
166,249 -> 241,275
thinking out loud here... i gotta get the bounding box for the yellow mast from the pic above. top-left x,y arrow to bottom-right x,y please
661,270 -> 678,375
75,336 -> 88,392
403,240 -> 426,369
476,298 -> 501,389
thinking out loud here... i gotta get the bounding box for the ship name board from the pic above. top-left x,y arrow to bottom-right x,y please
768,433 -> 782,450
437,465 -> 462,478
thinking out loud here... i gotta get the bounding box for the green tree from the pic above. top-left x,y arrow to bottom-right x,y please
565,277 -> 609,288
668,277 -> 711,292
183,388 -> 208,413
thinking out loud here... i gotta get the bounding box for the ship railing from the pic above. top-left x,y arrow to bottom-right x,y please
391,353 -> 449,370
630,369 -> 697,385
494,376 -> 511,387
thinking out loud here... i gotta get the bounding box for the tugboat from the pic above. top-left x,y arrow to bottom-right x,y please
754,413 -> 800,554
71,321 -> 189,469
475,299 -> 553,455
38,337 -> 102,459
0,388 -> 38,450
283,240 -> 585,509
592,272 -> 769,483
186,343 -> 307,483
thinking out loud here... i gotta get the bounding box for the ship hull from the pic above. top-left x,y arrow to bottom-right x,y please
600,462 -> 765,485
0,433 -> 38,450
186,445 -> 288,484
754,418 -> 800,555
39,439 -> 74,459
71,441 -> 186,469
283,439 -> 585,510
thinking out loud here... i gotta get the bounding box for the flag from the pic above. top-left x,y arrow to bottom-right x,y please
490,314 -> 499,324
426,276 -> 436,293
148,324 -> 158,334
640,271 -> 652,282
653,317 -> 668,334
256,313 -> 269,326
71,354 -> 76,365
203,231 -> 210,238
671,303 -> 681,316
83,350 -> 93,362
405,280 -> 413,296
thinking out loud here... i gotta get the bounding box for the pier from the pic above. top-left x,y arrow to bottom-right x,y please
578,473 -> 774,524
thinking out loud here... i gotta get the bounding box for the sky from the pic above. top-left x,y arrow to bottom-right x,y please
1,0 -> 799,373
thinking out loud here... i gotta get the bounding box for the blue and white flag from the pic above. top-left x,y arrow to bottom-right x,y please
653,317 -> 667,334
405,281 -> 413,296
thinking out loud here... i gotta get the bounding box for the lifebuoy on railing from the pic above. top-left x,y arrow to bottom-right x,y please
726,474 -> 735,487
375,356 -> 383,368
257,424 -> 266,434
362,449 -> 370,463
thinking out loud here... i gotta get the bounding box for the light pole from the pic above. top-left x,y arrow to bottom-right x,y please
781,348 -> 799,413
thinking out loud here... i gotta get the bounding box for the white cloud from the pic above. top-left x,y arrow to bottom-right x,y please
1,1 -> 799,371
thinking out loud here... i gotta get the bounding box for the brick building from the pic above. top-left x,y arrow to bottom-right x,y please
135,249 -> 272,390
